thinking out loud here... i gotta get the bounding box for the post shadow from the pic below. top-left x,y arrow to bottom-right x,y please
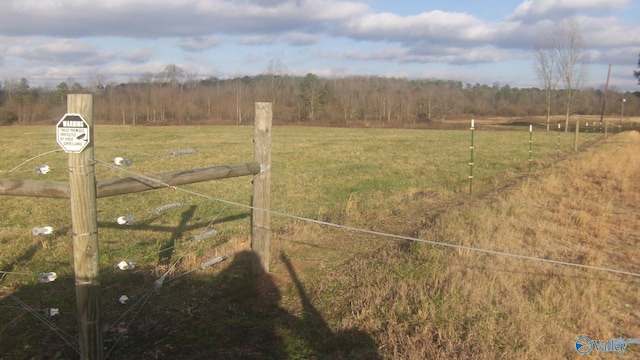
158,205 -> 197,264
0,250 -> 381,359
280,252 -> 382,359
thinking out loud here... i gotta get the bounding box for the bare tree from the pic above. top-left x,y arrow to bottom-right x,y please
264,59 -> 287,107
89,73 -> 107,94
534,40 -> 558,132
634,53 -> 640,85
299,73 -> 326,122
553,18 -> 589,136
235,75 -> 243,125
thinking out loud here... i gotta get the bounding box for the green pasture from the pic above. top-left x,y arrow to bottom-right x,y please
0,124 -> 601,358
1,124 -> 592,240
0,124 -> 597,277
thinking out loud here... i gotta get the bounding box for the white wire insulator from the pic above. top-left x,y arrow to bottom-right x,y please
116,260 -> 136,271
116,216 -> 135,225
200,255 -> 226,269
35,165 -> 50,175
113,157 -> 132,166
37,272 -> 57,283
169,148 -> 195,156
194,229 -> 218,242
153,202 -> 182,215
32,226 -> 54,236
153,273 -> 168,292
46,308 -> 60,317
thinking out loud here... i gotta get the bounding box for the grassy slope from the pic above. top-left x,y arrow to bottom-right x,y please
0,125 -> 638,359
276,131 -> 640,359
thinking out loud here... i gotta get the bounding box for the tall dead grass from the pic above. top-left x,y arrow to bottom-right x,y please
274,131 -> 640,359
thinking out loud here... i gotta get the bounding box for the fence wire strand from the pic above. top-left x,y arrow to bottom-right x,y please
8,294 -> 80,356
3,149 -> 64,173
96,158 -> 640,279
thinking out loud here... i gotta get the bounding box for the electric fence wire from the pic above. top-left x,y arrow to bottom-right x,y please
97,155 -> 233,270
102,221 -> 229,358
103,285 -> 156,359
95,158 -> 239,358
96,158 -> 640,279
108,199 -> 226,268
8,294 -> 80,356
1,149 -> 64,173
0,227 -> 31,232
0,270 -> 65,278
113,200 -> 190,226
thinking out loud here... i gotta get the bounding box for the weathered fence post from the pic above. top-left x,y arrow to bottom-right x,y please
67,94 -> 103,359
252,102 -> 272,274
1,97 -> 263,357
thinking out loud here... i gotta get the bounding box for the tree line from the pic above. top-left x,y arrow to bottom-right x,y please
1,66 -> 638,127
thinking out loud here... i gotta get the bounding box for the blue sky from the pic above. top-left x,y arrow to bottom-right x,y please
0,0 -> 638,91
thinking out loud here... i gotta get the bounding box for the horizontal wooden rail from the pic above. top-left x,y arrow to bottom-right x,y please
96,162 -> 260,198
0,179 -> 69,198
0,162 -> 260,199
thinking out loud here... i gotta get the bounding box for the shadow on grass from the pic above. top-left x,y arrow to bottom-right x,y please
158,205 -> 197,264
97,212 -> 250,234
0,250 -> 381,359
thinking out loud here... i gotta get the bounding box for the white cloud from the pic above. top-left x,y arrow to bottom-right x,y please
0,0 -> 370,38
578,16 -> 640,48
177,37 -> 222,52
283,32 -> 320,46
239,35 -> 276,45
341,10 -> 495,44
123,48 -> 154,63
509,0 -> 629,22
6,38 -> 113,66
328,44 -> 505,66
0,1 -> 637,90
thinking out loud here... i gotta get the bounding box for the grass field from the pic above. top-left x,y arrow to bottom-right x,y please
1,122 -> 638,359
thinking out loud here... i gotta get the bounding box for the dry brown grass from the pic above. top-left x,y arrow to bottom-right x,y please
271,131 -> 640,359
2,126 -> 639,358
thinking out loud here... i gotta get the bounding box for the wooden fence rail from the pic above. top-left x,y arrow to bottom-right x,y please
0,163 -> 260,198
0,95 -> 273,360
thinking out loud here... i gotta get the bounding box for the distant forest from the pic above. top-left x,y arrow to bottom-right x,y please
1,65 -> 638,126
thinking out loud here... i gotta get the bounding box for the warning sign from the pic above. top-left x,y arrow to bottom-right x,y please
56,113 -> 90,153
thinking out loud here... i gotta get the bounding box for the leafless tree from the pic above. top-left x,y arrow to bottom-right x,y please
264,59 -> 288,108
552,18 -> 589,135
634,53 -> 640,85
534,40 -> 558,132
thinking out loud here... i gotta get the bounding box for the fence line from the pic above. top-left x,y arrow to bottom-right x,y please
101,160 -> 640,279
0,117 -> 633,359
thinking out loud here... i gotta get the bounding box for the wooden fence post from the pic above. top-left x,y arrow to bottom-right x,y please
252,102 -> 272,274
67,94 -> 103,359
1,97 -> 264,356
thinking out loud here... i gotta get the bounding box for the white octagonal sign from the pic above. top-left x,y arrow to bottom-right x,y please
56,113 -> 90,153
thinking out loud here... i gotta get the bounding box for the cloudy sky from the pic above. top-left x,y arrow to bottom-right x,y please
0,0 -> 639,90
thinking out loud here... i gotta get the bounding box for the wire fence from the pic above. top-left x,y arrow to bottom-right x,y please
1,130 -> 638,359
